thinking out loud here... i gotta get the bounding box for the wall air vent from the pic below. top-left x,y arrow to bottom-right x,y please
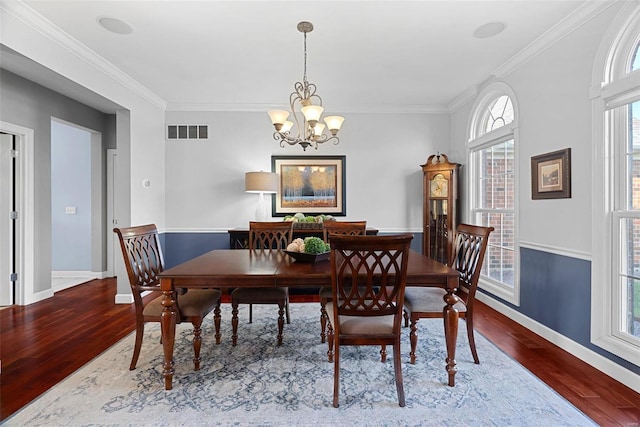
167,125 -> 208,140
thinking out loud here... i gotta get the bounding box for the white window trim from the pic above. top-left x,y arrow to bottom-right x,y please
591,0 -> 640,366
467,82 -> 520,306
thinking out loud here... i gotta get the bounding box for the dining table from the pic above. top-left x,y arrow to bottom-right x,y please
158,248 -> 461,390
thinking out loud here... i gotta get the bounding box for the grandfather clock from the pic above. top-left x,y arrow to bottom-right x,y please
421,153 -> 460,264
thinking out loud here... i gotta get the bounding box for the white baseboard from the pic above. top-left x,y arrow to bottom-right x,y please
115,293 -> 133,304
477,293 -> 640,393
25,289 -> 54,305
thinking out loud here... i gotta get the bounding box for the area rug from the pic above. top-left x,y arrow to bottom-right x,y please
5,303 -> 594,426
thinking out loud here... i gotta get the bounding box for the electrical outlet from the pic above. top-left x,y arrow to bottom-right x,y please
65,206 -> 76,215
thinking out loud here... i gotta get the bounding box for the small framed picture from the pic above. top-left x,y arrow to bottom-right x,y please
531,148 -> 571,199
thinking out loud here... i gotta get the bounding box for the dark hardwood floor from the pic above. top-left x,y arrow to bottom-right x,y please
1,278 -> 639,425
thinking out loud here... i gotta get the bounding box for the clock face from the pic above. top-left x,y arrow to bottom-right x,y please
430,173 -> 448,197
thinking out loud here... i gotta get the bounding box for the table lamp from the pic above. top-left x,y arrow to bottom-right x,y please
245,171 -> 279,221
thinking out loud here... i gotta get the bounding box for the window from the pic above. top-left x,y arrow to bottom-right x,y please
468,84 -> 519,304
592,2 -> 640,366
620,101 -> 640,339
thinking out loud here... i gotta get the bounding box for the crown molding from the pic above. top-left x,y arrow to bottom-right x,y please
1,0 -> 167,110
447,0 -> 618,114
447,85 -> 479,113
166,102 -> 450,114
493,0 -> 618,78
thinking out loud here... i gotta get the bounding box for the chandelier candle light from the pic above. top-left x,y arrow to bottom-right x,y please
245,171 -> 279,221
268,21 -> 345,151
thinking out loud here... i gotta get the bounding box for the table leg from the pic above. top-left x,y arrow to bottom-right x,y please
443,287 -> 459,387
160,280 -> 177,390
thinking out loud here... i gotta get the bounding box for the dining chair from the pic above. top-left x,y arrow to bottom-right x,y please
403,223 -> 494,364
114,224 -> 222,371
326,233 -> 413,408
318,221 -> 367,343
231,221 -> 293,346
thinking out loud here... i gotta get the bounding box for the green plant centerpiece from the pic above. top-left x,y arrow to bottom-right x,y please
286,237 -> 330,254
285,237 -> 331,262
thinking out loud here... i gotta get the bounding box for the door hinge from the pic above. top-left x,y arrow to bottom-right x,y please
10,149 -> 18,158
10,211 -> 18,220
10,273 -> 17,282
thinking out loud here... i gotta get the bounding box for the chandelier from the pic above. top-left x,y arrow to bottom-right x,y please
268,21 -> 345,151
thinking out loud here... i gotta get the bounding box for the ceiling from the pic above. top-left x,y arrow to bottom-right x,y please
5,0 -> 601,114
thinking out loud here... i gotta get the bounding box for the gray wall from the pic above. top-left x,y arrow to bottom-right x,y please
0,69 -> 114,292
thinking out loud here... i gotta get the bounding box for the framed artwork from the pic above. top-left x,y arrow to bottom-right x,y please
271,155 -> 346,216
531,148 -> 571,199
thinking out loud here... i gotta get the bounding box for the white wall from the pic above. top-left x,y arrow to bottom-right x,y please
1,2 -> 166,298
450,3 -> 620,258
165,111 -> 451,233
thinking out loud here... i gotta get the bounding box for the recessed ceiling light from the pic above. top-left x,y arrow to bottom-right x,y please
473,22 -> 506,39
97,16 -> 133,35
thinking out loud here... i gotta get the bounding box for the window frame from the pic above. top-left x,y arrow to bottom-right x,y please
467,83 -> 520,305
591,1 -> 640,366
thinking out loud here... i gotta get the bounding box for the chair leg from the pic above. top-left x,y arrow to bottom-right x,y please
409,317 -> 418,364
249,303 -> 253,323
393,342 -> 406,407
327,322 -> 334,363
380,345 -> 387,362
277,301 -> 285,346
285,298 -> 291,325
320,297 -> 328,343
466,316 -> 480,364
333,343 -> 340,408
403,309 -> 409,328
191,320 -> 203,371
130,322 -> 144,370
231,300 -> 239,346
214,302 -> 221,345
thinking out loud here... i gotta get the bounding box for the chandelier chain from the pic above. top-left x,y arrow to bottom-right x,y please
303,31 -> 308,85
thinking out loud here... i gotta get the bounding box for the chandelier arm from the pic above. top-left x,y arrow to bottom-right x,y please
289,88 -> 304,140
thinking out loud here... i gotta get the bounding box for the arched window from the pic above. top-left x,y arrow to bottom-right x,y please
468,83 -> 519,304
592,3 -> 640,366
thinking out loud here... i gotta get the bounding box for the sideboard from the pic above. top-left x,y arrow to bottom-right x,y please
228,226 -> 378,249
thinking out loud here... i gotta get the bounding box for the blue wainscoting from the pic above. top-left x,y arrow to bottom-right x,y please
486,247 -> 640,375
162,230 -> 423,268
163,232 -> 230,269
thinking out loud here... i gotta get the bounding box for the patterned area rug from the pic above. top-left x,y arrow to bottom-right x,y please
6,303 -> 594,426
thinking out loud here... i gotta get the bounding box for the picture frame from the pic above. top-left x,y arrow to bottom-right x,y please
531,148 -> 571,200
271,155 -> 346,216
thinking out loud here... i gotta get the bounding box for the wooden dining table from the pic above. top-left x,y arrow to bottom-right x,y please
158,249 -> 460,390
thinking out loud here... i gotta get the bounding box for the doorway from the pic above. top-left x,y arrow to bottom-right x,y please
50,118 -> 102,290
0,132 -> 16,305
0,121 -> 35,305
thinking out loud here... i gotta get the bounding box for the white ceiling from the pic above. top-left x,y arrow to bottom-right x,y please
7,0 -> 602,113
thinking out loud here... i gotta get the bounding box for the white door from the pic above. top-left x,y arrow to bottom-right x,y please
0,133 -> 15,305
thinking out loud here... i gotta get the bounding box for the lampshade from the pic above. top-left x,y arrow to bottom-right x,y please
324,116 -> 345,133
267,110 -> 290,126
245,171 -> 279,194
301,105 -> 324,124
